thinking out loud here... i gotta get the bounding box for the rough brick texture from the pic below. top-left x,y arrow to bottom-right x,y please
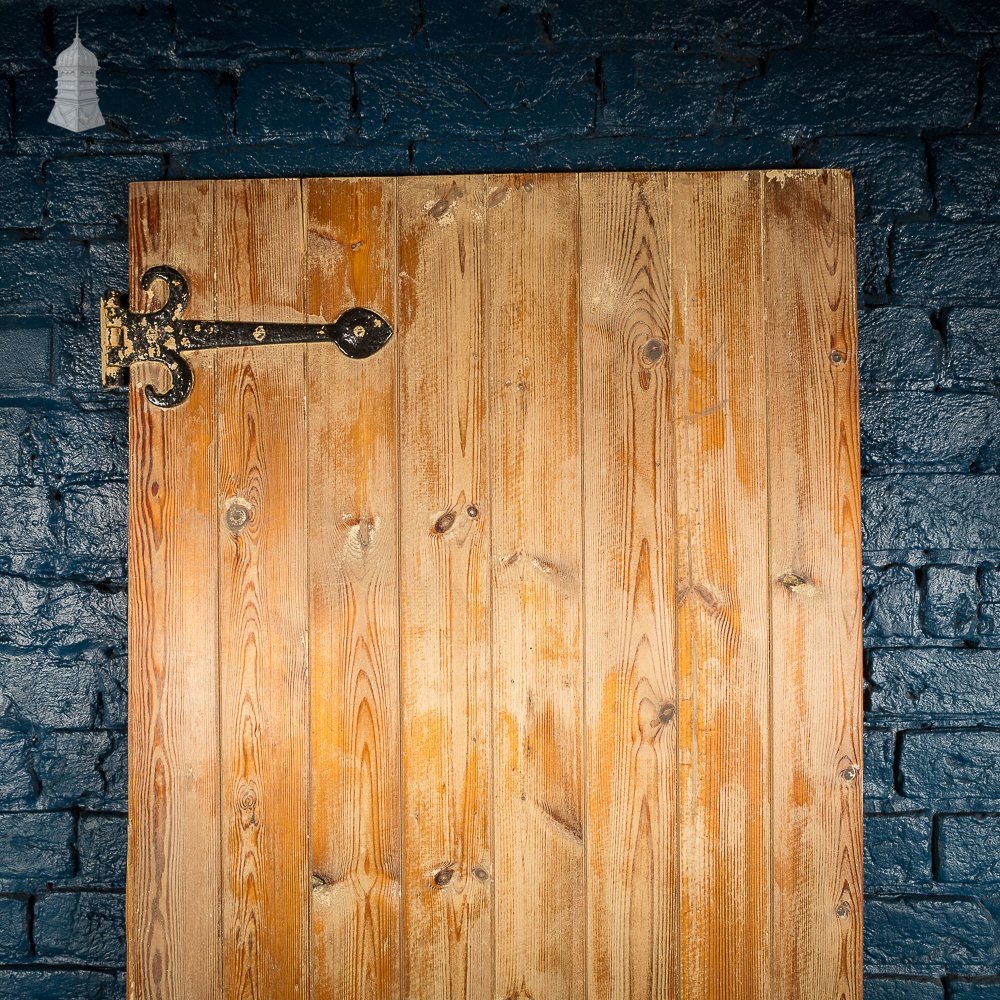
1,0 -> 999,995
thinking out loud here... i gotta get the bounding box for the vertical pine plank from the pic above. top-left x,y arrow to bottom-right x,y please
127,180 -> 221,1000
580,172 -> 677,1000
214,178 -> 310,1000
765,171 -> 863,1000
304,177 -> 401,1000
396,175 -> 493,1000
669,171 -> 771,999
487,173 -> 585,1000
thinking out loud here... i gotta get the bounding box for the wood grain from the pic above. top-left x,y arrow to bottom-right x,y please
215,178 -> 311,1000
579,172 -> 677,1000
764,170 -> 863,1000
487,172 -> 585,1000
397,175 -> 493,1000
304,177 -> 401,1000
669,171 -> 771,999
127,180 -> 221,1000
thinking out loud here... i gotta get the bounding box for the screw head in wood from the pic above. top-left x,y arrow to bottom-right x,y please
841,765 -> 858,783
467,504 -> 479,519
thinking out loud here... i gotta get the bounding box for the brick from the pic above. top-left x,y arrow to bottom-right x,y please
948,309 -> 1000,384
939,815 -> 1000,884
422,0 -> 559,52
0,970 -> 122,1000
870,649 -> 1000,716
0,484 -> 54,554
85,239 -> 129,323
952,981 -> 1000,998
77,813 -> 126,887
170,142 -> 410,180
0,896 -> 28,962
0,5 -> 45,75
735,49 -> 976,139
864,729 -> 898,804
0,730 -> 37,809
864,897 -> 996,974
0,811 -> 74,891
811,1 -> 940,38
598,52 -> 739,137
862,475 -> 1000,555
34,890 -> 125,966
980,58 -> 1000,127
863,978 -> 943,1000
934,137 -> 1000,220
0,156 -> 45,229
924,565 -> 980,639
858,308 -> 940,389
56,318 -> 110,395
894,223 -> 1000,304
63,482 -> 127,560
0,317 -> 51,389
864,813 -> 932,886
176,0 -> 414,54
0,238 -> 83,317
799,137 -> 931,215
900,730 -> 1000,801
16,407 -> 128,484
0,575 -> 126,649
856,213 -> 891,300
0,650 -> 102,729
47,154 -> 163,228
0,78 -> 11,147
863,565 -> 918,639
50,2 -> 176,72
356,54 -> 594,141
861,392 -> 999,472
31,730 -> 114,810
99,70 -> 231,142
237,64 -> 353,142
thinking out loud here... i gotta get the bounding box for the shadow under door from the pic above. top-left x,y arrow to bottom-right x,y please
121,170 -> 862,1000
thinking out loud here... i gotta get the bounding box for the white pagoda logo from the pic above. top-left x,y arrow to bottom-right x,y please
48,20 -> 105,133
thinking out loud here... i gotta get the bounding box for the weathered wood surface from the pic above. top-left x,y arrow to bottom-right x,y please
126,169 -> 861,1000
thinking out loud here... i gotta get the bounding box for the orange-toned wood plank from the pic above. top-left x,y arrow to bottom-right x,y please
303,177 -> 401,1000
487,172 -> 584,1000
579,172 -> 677,1000
764,170 -> 863,1000
214,178 -> 310,1000
397,175 -> 492,1000
669,171 -> 770,999
127,180 -> 221,1000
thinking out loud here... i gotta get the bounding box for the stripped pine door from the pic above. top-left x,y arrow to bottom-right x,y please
124,170 -> 861,1000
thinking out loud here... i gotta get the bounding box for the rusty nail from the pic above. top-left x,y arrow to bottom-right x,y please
830,349 -> 847,365
434,867 -> 453,887
434,511 -> 456,534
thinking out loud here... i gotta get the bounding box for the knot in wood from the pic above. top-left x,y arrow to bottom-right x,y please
658,703 -> 675,725
434,510 -> 456,534
841,765 -> 858,783
226,500 -> 251,533
640,337 -> 666,366
835,901 -> 851,919
472,866 -> 490,882
829,349 -> 847,366
433,866 -> 454,887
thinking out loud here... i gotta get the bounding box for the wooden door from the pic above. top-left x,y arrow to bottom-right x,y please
124,170 -> 861,1000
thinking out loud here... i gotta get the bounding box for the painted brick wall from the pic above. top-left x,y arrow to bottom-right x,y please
0,0 -> 998,997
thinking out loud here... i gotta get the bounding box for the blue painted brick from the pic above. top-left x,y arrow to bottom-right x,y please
170,142 -> 410,180
856,213 -> 891,299
861,391 -> 1000,472
0,156 -> 44,229
0,897 -> 28,962
77,813 -> 126,887
237,64 -> 353,143
864,728 -> 898,805
34,890 -> 125,966
31,730 -> 115,810
0,650 -> 104,730
864,897 -> 997,974
870,649 -> 1000,716
863,978 -> 943,1000
924,565 -> 980,639
933,137 -> 1000,221
51,3 -> 176,73
0,79 -> 11,148
799,137 -> 931,216
864,813 -> 932,886
16,407 -> 128,485
63,483 -> 127,561
0,970 -> 122,1000
900,730 -> 1000,802
734,49 -> 977,140
858,308 -> 940,389
894,224 -> 1000,305
0,484 -> 54,555
0,575 -> 126,648
980,58 -> 1000,127
0,238 -> 83,317
952,981 -> 1000,998
863,475 -> 1000,556
99,70 -> 232,143
0,811 -> 74,891
47,155 -> 163,228
947,309 -> 1000,385
863,565 -> 918,639
939,815 -> 1000,885
0,731 -> 37,809
811,1 -> 939,38
356,54 -> 594,141
0,317 -> 52,389
0,5 -> 45,75
422,0 -> 557,52
597,52 -> 740,137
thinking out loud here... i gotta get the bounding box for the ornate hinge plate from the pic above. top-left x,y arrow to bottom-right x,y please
101,265 -> 393,408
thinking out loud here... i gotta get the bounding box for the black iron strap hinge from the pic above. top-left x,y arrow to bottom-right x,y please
100,265 -> 394,408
